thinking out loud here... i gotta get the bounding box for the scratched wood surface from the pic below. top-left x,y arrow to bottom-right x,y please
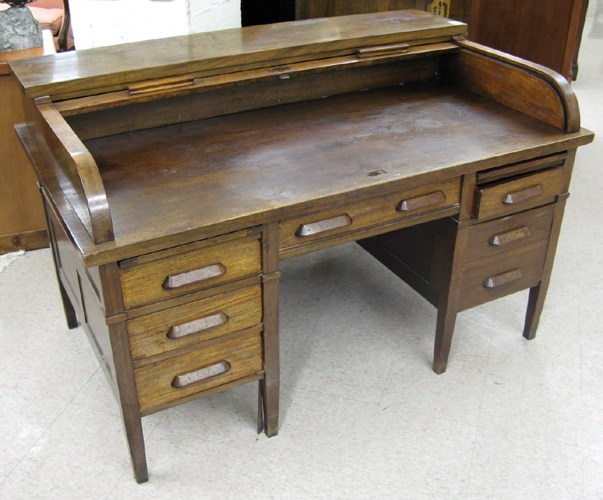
85,83 -> 590,250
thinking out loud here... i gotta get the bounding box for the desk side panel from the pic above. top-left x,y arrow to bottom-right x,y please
441,39 -> 580,132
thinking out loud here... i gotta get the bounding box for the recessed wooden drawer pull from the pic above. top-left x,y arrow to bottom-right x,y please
162,263 -> 226,289
167,312 -> 229,339
296,214 -> 352,237
483,268 -> 523,289
172,360 -> 231,388
128,75 -> 195,95
357,42 -> 410,58
397,190 -> 446,212
503,184 -> 543,205
489,226 -> 531,246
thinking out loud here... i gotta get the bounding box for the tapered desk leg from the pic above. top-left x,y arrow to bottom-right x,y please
260,221 -> 280,437
433,220 -> 469,375
58,278 -> 79,329
260,274 -> 280,436
43,196 -> 79,330
523,193 -> 569,340
110,321 -> 148,483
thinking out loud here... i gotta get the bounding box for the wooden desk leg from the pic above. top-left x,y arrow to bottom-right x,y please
260,274 -> 280,437
109,321 -> 148,483
433,220 -> 469,375
43,198 -> 79,329
260,221 -> 280,437
523,193 -> 569,340
57,277 -> 79,329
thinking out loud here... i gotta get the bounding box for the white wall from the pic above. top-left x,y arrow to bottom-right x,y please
70,0 -> 241,49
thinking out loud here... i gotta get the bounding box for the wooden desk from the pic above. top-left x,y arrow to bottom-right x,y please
10,10 -> 594,483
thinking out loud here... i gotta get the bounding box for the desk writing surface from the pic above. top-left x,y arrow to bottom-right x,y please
85,82 -> 589,249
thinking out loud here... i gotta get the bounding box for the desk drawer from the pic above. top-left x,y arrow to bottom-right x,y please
128,285 -> 262,361
459,245 -> 547,311
135,330 -> 263,414
473,167 -> 566,221
279,177 -> 460,251
120,238 -> 262,309
465,205 -> 555,264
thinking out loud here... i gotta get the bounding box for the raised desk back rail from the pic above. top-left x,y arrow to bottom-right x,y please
10,10 -> 594,483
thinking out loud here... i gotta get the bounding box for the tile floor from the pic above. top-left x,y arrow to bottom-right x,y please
1,5 -> 603,499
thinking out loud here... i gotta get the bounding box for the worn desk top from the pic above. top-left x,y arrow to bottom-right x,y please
85,82 -> 592,249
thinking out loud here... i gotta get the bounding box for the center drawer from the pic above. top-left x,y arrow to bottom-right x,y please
127,285 -> 262,362
120,236 -> 262,309
279,177 -> 460,252
134,330 -> 263,415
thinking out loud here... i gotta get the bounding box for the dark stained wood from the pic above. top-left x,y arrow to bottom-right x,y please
109,321 -> 148,483
261,221 -> 281,437
433,219 -> 468,374
127,285 -> 262,361
56,44 -> 455,119
9,10 -> 466,100
28,101 -> 114,244
119,237 -> 262,309
524,154 -> 577,339
464,205 -> 554,263
134,330 -> 263,414
0,229 -> 48,254
65,56 -> 443,141
442,39 -> 581,132
468,0 -> 587,81
458,244 -> 547,311
12,11 -> 595,481
297,0 -> 429,19
0,60 -> 48,254
473,167 -> 566,221
296,0 -> 474,22
78,84 -> 590,266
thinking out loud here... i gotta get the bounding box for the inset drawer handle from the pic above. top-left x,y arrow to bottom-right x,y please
172,360 -> 231,388
489,226 -> 531,246
296,214 -> 352,237
167,312 -> 229,339
483,268 -> 523,289
397,190 -> 446,212
503,184 -> 543,205
162,263 -> 226,289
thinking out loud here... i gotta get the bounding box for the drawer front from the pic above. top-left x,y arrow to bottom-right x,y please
279,177 -> 460,251
128,285 -> 262,362
120,238 -> 262,309
459,245 -> 547,311
474,167 -> 566,221
465,205 -> 555,264
135,330 -> 263,414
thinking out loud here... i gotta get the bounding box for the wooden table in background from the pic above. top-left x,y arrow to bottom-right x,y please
0,30 -> 54,254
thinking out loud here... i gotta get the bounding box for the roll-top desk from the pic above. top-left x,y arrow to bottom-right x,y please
10,10 -> 594,483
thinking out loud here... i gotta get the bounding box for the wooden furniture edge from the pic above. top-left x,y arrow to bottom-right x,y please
24,99 -> 114,245
9,11 -> 466,100
14,122 -> 99,256
0,228 -> 48,254
447,37 -> 581,132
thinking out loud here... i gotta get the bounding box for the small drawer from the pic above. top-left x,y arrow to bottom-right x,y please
135,330 -> 263,414
458,245 -> 548,311
127,285 -> 262,361
120,237 -> 261,309
279,177 -> 460,251
473,167 -> 566,221
465,205 -> 555,264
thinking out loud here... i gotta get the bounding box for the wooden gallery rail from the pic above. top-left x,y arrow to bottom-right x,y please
10,10 -> 594,483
